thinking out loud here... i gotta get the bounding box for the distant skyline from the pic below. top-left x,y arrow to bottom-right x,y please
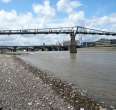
0,0 -> 116,45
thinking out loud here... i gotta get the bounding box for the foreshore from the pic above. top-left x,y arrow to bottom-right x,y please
0,55 -> 108,110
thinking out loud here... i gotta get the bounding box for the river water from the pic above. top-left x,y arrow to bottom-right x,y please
20,48 -> 116,107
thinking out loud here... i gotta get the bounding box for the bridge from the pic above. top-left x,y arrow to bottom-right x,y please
0,26 -> 116,53
0,45 -> 69,53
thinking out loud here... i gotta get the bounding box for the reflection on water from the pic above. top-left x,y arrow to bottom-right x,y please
70,53 -> 77,60
20,48 -> 116,107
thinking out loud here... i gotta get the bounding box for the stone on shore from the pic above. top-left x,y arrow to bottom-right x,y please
0,55 -> 73,110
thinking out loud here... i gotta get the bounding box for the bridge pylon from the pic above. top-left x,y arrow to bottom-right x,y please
13,46 -> 17,52
70,32 -> 77,53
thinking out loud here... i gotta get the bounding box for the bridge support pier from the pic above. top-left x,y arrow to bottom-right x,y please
13,46 -> 17,52
70,33 -> 77,53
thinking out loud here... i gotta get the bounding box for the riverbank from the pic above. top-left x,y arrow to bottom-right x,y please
0,55 -> 72,110
0,55 -> 108,110
78,47 -> 116,52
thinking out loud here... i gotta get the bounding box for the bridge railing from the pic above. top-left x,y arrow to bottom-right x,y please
0,26 -> 116,36
0,27 -> 76,34
76,26 -> 116,36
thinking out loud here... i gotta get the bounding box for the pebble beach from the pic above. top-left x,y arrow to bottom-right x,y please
0,55 -> 108,110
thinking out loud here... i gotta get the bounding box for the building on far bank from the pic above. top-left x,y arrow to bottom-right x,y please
111,39 -> 116,47
80,39 -> 116,48
63,40 -> 80,47
95,38 -> 116,47
81,42 -> 96,47
95,39 -> 112,47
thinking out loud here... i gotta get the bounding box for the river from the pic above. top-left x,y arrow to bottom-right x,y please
19,48 -> 116,107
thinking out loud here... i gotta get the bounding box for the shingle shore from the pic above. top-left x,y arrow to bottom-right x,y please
0,55 -> 108,110
0,55 -> 72,110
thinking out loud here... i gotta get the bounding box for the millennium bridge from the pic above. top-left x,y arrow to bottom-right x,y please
0,26 -> 116,53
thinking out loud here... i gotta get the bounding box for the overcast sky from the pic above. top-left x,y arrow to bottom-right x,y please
0,0 -> 116,46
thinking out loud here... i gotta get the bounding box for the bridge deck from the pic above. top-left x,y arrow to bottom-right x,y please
0,26 -> 116,36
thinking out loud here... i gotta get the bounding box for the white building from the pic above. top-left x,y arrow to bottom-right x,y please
63,40 -> 80,46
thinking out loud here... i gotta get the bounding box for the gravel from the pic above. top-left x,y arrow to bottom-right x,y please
0,55 -> 109,110
0,55 -> 73,110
